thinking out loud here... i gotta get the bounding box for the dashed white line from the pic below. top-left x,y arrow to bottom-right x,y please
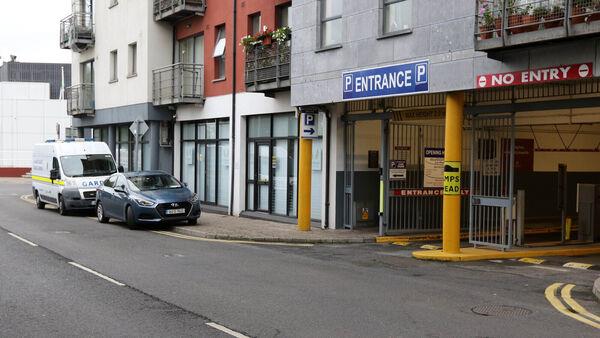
68,262 -> 125,286
7,232 -> 38,247
530,265 -> 569,272
206,322 -> 249,338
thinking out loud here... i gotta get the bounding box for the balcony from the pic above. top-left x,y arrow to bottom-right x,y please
59,13 -> 94,52
245,42 -> 291,92
153,0 -> 205,22
152,63 -> 204,106
66,84 -> 95,117
475,0 -> 600,52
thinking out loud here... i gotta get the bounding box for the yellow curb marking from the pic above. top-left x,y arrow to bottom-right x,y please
151,230 -> 314,247
518,257 -> 545,265
392,241 -> 410,246
420,244 -> 440,250
545,283 -> 600,329
561,284 -> 600,324
563,262 -> 593,270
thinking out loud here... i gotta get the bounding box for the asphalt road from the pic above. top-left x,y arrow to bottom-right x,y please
1,178 -> 599,337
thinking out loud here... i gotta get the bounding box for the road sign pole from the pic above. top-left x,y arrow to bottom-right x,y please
298,112 -> 316,231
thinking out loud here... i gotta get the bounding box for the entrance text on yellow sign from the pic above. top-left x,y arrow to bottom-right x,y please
443,161 -> 461,195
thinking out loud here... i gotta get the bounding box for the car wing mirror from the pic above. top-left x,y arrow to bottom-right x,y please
118,165 -> 125,173
114,185 -> 127,194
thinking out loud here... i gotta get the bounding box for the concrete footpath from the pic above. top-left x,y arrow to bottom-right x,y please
172,212 -> 378,244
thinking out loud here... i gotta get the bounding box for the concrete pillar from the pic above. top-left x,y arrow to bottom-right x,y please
149,121 -> 160,170
107,125 -> 117,157
442,92 -> 465,254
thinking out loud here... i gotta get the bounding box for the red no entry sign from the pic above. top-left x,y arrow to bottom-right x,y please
476,63 -> 593,89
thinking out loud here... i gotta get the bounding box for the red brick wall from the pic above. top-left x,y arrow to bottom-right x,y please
175,0 -> 292,97
0,168 -> 30,177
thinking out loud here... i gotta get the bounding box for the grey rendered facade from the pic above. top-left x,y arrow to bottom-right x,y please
290,0 -> 600,235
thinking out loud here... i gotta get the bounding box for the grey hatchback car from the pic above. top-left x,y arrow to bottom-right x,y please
95,171 -> 201,228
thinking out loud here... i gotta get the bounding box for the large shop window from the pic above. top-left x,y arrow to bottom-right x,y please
180,119 -> 230,207
116,125 -> 149,172
246,113 -> 323,220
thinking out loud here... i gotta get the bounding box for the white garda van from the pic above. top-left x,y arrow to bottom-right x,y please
32,139 -> 118,215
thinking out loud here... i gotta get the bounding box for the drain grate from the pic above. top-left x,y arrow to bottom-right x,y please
471,305 -> 532,317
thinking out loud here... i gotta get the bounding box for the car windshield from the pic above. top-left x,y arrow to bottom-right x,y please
60,154 -> 117,178
127,174 -> 182,191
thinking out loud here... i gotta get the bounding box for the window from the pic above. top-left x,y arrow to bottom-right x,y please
249,13 -> 261,35
320,0 -> 343,47
383,0 -> 412,34
81,59 -> 94,83
177,35 -> 204,64
213,25 -> 226,80
180,119 -> 230,207
128,43 -> 137,77
277,3 -> 291,28
110,50 -> 118,82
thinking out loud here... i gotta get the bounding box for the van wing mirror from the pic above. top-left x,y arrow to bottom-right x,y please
50,169 -> 60,180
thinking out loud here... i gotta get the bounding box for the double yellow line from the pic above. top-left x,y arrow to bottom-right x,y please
545,283 -> 600,329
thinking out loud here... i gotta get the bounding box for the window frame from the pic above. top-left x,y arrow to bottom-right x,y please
127,42 -> 137,78
80,59 -> 94,84
109,0 -> 118,8
318,0 -> 343,50
213,24 -> 226,80
180,118 -> 230,207
109,50 -> 118,83
276,3 -> 292,28
378,0 -> 413,39
248,12 -> 262,35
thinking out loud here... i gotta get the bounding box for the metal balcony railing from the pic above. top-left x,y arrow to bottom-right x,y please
152,63 -> 204,106
475,0 -> 600,51
153,0 -> 205,22
66,84 -> 95,116
59,12 -> 94,52
245,42 -> 291,92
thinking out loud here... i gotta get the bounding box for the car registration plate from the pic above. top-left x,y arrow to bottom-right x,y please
166,208 -> 185,215
91,201 -> 96,206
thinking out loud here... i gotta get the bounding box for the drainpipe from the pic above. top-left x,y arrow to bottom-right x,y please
324,107 -> 331,229
229,0 -> 238,215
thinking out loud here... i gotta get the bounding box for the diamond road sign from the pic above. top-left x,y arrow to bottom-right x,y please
130,120 -> 149,137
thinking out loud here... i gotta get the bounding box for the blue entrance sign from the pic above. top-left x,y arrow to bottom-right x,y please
342,60 -> 429,101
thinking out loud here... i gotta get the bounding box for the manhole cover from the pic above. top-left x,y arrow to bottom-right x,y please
471,305 -> 532,317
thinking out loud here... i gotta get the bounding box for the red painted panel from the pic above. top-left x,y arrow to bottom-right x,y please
0,167 -> 30,177
174,0 -> 292,98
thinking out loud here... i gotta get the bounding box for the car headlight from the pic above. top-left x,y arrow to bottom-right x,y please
189,193 -> 199,203
134,197 -> 156,207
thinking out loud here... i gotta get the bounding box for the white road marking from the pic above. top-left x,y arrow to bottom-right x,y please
68,262 -> 125,286
7,232 -> 38,247
530,265 -> 569,272
206,322 -> 249,338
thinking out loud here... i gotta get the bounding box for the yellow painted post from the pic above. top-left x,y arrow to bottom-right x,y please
298,137 -> 313,231
442,92 -> 465,254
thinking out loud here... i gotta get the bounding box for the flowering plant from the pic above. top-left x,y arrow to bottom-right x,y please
240,25 -> 291,51
272,26 -> 291,44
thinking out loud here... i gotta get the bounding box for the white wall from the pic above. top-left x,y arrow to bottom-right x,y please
0,82 -> 70,168
71,0 -> 172,110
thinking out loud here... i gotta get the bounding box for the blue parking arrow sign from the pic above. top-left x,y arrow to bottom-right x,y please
301,113 -> 317,139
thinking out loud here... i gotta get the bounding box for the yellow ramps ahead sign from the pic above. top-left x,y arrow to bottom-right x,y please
443,161 -> 461,195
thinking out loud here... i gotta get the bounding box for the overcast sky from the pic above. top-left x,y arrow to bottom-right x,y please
0,1 -> 71,64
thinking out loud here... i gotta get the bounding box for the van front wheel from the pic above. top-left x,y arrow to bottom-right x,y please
58,196 -> 68,216
35,192 -> 45,210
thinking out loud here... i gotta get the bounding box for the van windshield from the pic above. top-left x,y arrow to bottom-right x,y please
60,154 -> 117,178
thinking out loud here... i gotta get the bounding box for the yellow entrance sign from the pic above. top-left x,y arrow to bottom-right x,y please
443,161 -> 461,195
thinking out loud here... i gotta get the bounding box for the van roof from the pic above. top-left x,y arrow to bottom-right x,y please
35,141 -> 112,156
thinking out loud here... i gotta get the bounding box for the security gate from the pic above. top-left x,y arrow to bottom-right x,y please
469,113 -> 516,249
385,122 -> 470,234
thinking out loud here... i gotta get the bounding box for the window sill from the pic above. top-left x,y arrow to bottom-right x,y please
315,44 -> 342,53
377,28 -> 413,40
127,73 -> 137,79
109,3 -> 118,9
109,79 -> 118,84
212,77 -> 226,83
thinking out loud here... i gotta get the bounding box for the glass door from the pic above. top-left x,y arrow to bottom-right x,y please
256,142 -> 271,212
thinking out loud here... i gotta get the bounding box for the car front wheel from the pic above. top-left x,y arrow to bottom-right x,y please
126,206 -> 138,230
97,202 -> 109,223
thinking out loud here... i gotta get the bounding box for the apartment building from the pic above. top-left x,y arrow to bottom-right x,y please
62,0 -> 173,173
291,0 -> 600,247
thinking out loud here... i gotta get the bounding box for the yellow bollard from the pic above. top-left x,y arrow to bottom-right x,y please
298,137 -> 313,231
442,92 -> 465,254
